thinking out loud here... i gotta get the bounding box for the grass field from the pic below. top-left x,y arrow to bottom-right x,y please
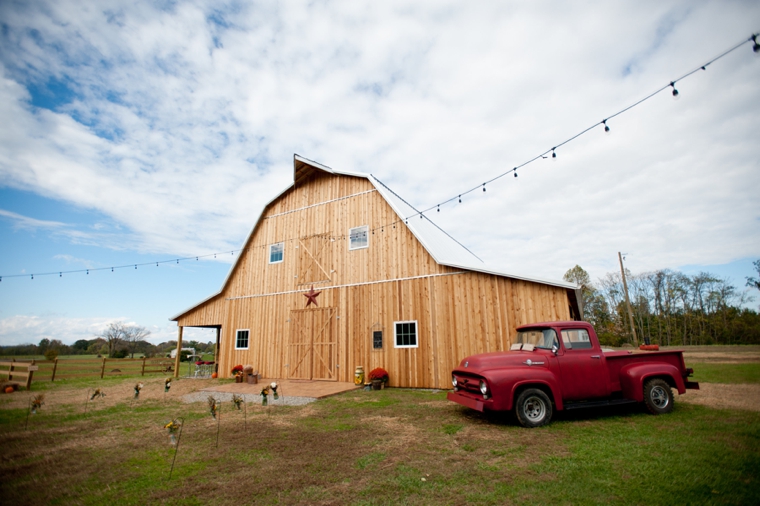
1,363 -> 759,505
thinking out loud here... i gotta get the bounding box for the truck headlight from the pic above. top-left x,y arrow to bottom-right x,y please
479,380 -> 488,396
452,375 -> 458,389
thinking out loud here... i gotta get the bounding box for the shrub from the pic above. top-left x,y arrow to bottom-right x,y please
111,349 -> 129,359
44,349 -> 58,361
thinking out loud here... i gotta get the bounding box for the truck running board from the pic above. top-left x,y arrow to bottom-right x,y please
563,398 -> 638,411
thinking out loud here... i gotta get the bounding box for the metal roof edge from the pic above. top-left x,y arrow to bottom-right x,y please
439,261 -> 579,290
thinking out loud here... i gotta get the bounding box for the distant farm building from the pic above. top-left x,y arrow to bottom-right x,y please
171,155 -> 581,388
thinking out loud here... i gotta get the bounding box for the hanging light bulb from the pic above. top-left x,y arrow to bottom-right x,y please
752,34 -> 760,53
437,205 -> 440,212
514,170 -> 517,178
87,269 -> 89,275
135,264 -> 137,269
458,195 -> 461,203
670,81 -> 679,99
482,183 -> 486,192
603,120 -> 610,134
420,213 -> 423,219
552,148 -> 557,160
59,272 -> 62,277
31,274 -> 33,280
111,267 -> 114,272
156,262 -> 159,267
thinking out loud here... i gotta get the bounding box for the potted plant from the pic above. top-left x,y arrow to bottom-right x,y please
368,367 -> 389,390
231,364 -> 243,382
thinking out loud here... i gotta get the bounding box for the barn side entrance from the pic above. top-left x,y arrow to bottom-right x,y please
288,307 -> 337,381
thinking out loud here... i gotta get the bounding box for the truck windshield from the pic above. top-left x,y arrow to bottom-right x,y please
515,329 -> 558,350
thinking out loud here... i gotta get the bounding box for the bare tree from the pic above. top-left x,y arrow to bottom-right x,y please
123,325 -> 151,358
97,322 -> 126,357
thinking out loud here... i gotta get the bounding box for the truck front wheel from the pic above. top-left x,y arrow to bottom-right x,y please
643,378 -> 674,415
515,388 -> 553,428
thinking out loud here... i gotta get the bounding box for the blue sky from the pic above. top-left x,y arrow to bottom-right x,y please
1,1 -> 759,345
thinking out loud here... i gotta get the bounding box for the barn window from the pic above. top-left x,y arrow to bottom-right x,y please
394,321 -> 418,348
372,330 -> 383,349
235,329 -> 250,349
269,243 -> 284,264
349,225 -> 369,250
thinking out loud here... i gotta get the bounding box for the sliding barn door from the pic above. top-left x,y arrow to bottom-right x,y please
288,307 -> 337,381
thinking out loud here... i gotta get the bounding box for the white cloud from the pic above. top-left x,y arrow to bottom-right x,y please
0,0 -> 757,287
0,209 -> 66,231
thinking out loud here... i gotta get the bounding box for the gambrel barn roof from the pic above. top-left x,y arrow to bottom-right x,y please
171,154 -> 580,321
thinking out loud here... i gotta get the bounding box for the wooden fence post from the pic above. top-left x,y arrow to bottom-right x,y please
100,357 -> 107,379
26,360 -> 35,390
51,358 -> 59,382
9,358 -> 14,381
141,357 -> 146,376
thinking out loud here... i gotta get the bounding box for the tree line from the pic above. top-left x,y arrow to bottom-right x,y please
565,260 -> 760,346
0,322 -> 215,359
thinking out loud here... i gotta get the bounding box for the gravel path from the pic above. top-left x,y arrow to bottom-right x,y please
181,391 -> 316,406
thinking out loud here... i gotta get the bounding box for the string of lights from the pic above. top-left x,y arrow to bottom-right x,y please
0,249 -> 244,281
2,32 -> 757,283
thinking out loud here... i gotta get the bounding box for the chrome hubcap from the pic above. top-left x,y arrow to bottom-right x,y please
524,396 -> 546,421
651,386 -> 669,408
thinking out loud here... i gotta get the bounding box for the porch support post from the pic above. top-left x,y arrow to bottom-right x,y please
173,326 -> 184,379
214,327 -> 220,374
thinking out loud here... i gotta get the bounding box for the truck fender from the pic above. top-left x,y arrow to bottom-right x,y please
504,375 -> 564,411
619,363 -> 686,401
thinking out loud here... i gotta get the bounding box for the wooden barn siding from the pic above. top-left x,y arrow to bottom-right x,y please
186,273 -> 568,388
176,171 -> 571,387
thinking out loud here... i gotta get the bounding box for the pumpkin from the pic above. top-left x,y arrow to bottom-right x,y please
211,372 -> 218,379
4,386 -> 14,394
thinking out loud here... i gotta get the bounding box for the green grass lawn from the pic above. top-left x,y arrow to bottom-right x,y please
689,362 -> 760,384
1,373 -> 758,505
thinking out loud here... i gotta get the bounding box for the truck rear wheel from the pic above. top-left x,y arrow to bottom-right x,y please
515,388 -> 552,428
644,378 -> 674,415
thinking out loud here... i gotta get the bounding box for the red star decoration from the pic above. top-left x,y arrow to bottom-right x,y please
303,285 -> 322,307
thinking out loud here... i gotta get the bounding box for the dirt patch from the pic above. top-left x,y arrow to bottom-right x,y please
679,383 -> 760,412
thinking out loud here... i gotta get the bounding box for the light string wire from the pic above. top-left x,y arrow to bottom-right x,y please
410,32 -> 759,218
1,32 -> 757,283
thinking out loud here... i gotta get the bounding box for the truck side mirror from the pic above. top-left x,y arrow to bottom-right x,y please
551,344 -> 559,356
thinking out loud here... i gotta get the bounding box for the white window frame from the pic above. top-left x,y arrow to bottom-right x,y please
348,225 -> 369,251
235,329 -> 250,350
268,242 -> 284,264
394,320 -> 418,348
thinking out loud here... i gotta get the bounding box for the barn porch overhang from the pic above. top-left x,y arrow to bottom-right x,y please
172,324 -> 222,378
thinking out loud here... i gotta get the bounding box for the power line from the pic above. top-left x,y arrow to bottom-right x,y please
2,32 -> 757,283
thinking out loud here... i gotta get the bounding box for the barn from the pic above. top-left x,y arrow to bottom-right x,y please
170,155 -> 582,389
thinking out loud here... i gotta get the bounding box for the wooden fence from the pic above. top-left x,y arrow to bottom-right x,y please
1,357 -> 176,383
0,359 -> 37,389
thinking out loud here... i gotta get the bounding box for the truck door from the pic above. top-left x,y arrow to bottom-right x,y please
558,328 -> 609,401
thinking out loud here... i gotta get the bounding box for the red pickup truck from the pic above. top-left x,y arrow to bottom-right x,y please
448,321 -> 699,427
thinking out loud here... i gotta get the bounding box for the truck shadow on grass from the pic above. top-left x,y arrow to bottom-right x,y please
460,402 -> 657,428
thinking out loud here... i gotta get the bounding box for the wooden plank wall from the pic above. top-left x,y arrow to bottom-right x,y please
176,169 -> 571,388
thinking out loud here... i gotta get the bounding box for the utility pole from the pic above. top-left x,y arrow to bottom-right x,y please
618,252 -> 639,347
